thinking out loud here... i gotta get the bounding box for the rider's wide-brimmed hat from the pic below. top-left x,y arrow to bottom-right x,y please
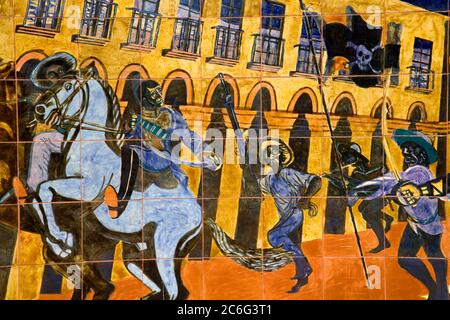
30,52 -> 77,89
260,138 -> 294,168
392,128 -> 438,164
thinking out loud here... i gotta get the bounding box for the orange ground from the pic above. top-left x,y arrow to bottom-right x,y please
39,221 -> 450,300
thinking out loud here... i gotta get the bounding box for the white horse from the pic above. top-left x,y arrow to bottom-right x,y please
31,71 -> 209,299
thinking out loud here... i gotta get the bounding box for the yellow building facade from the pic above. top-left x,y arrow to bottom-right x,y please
0,0 -> 449,299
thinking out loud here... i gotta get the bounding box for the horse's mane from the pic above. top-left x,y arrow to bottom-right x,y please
91,72 -> 125,153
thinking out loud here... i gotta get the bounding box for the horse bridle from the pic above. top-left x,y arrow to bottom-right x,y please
37,75 -> 126,135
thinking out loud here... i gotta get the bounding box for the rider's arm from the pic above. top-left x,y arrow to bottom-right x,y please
171,110 -> 213,159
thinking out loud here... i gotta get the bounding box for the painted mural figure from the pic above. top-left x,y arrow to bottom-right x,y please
13,53 -> 78,202
326,143 -> 394,253
104,79 -> 222,217
8,52 -> 223,299
350,129 -> 449,300
259,139 -> 322,293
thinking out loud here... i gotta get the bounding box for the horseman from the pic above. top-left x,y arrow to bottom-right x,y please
13,52 -> 78,204
104,79 -> 222,217
259,139 -> 322,294
350,129 -> 448,300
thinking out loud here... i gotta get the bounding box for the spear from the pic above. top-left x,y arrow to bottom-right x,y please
298,0 -> 370,287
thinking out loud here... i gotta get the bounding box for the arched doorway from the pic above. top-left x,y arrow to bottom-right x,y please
191,76 -> 236,258
251,87 -> 271,111
408,102 -> 427,130
288,90 -> 316,172
162,70 -> 194,110
324,96 -> 355,234
370,100 -> 393,170
165,78 -> 187,108
116,64 -> 150,127
246,82 -> 277,111
234,100 -> 268,248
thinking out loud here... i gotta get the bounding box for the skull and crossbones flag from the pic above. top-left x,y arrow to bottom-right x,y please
323,7 -> 401,88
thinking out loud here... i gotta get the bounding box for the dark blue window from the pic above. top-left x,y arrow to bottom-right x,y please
79,0 -> 117,39
261,1 -> 285,32
296,13 -> 322,74
409,38 -> 433,90
410,37 -> 433,90
220,0 -> 243,26
139,0 -> 159,12
413,38 -> 433,70
179,0 -> 201,15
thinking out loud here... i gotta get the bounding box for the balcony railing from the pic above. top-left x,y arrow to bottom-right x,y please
72,0 -> 118,46
214,26 -> 243,60
16,0 -> 65,38
206,25 -> 243,66
248,34 -> 285,72
407,66 -> 435,92
293,40 -> 321,76
121,8 -> 161,51
163,18 -> 203,60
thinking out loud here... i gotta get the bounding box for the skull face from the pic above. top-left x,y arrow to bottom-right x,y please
355,45 -> 373,71
401,142 -> 429,170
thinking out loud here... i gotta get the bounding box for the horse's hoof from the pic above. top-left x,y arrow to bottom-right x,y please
65,232 -> 74,248
45,237 -> 73,259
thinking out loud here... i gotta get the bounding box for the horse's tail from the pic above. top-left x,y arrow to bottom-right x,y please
205,218 -> 293,272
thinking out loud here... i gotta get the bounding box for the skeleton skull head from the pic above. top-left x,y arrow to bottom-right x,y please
346,41 -> 382,74
355,45 -> 373,71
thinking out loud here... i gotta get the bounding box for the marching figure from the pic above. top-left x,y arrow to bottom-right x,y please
351,129 -> 448,300
259,139 -> 322,293
326,142 -> 394,253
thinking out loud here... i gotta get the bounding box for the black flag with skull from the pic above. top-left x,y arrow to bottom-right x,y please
323,6 -> 400,88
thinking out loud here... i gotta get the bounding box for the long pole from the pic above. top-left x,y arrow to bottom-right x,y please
298,0 -> 370,287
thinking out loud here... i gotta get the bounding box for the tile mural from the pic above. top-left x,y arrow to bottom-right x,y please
0,0 -> 449,300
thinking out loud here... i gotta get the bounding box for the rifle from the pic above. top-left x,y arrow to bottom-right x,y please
218,73 -> 246,160
218,73 -> 261,195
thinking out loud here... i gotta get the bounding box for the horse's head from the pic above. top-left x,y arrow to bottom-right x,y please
34,76 -> 87,128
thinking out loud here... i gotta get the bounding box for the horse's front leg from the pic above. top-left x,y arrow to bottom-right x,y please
33,177 -> 87,255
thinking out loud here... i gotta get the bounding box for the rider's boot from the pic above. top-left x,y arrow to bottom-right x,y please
105,146 -> 139,219
12,177 -> 33,205
288,257 -> 313,294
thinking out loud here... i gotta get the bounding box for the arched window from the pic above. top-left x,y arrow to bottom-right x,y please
165,78 -> 188,107
325,96 -> 354,234
251,87 -> 272,111
409,105 -> 426,122
289,93 -> 313,172
408,102 -> 427,130
334,98 -> 354,116
292,93 -> 314,114
370,102 -> 393,171
80,57 -> 108,80
372,103 -> 393,119
162,70 -> 194,107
